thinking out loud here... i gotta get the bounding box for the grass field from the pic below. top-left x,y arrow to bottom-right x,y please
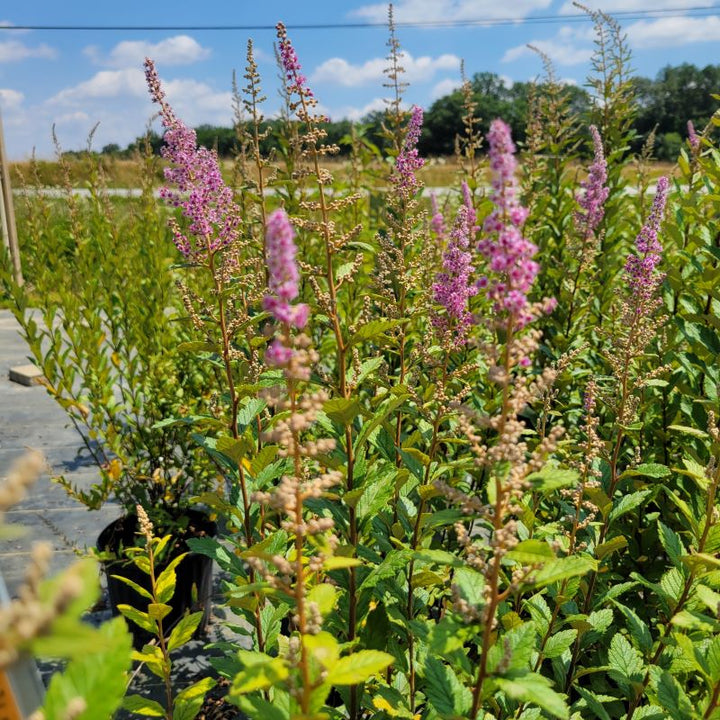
9,154 -> 676,190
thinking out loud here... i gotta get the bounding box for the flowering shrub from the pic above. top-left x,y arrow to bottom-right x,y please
5,6 -> 720,720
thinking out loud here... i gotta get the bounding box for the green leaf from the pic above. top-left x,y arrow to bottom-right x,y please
506,539 -> 555,565
658,521 -> 684,567
110,574 -> 153,601
231,655 -> 289,695
132,644 -> 167,679
655,670 -> 692,720
323,556 -> 363,570
531,556 -> 596,588
495,672 -> 569,719
234,696 -> 289,720
544,629 -> 577,659
348,320 -> 401,347
216,435 -> 254,465
526,466 -> 579,492
147,603 -> 172,622
325,650 -> 394,686
667,424 -> 709,438
173,677 -> 216,720
155,552 -> 188,605
608,490 -> 653,524
117,604 -> 156,634
122,695 -> 166,717
40,617 -> 132,720
167,611 -> 203,652
574,686 -> 612,720
422,656 -> 472,718
307,584 -> 338,616
453,567 -> 485,606
613,602 -> 653,655
620,463 -> 671,479
595,536 -> 628,560
607,633 -> 644,681
324,397 -> 362,425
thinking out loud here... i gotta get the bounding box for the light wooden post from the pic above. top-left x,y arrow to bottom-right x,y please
0,106 -> 22,286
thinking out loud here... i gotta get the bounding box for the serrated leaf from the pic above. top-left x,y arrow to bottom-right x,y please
621,463 -> 671,479
608,633 -> 644,681
167,611 -> 203,652
575,686 -> 612,720
667,424 -> 709,438
658,521 -> 684,567
422,656 -> 472,717
507,539 -> 556,565
117,604 -> 156,633
614,602 -> 653,655
655,670 -> 692,720
527,466 -> 579,492
155,552 -> 188,605
596,536 -> 628,560
307,584 -> 337,616
348,320 -> 401,347
231,656 -> 288,695
324,556 -> 362,570
40,617 -> 132,720
122,695 -> 166,717
235,696 -> 289,720
495,672 -> 569,719
544,629 -> 577,659
173,677 -> 216,720
608,490 -> 653,524
325,650 -> 394,686
110,574 -> 153,601
531,556 -> 596,588
324,397 -> 362,425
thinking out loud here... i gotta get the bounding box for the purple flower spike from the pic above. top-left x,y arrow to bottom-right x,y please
624,177 -> 669,302
687,120 -> 700,150
432,205 -> 478,345
262,209 -> 309,369
276,22 -> 313,99
430,193 -> 446,239
575,125 -> 609,239
144,58 -> 240,260
477,119 -> 539,328
395,106 -> 425,199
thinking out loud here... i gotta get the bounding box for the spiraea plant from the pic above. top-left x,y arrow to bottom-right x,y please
11,4 -> 718,719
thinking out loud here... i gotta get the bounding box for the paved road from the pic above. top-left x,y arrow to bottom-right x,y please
0,308 -> 120,597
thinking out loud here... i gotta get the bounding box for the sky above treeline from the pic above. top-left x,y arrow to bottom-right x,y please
1,0 -> 719,160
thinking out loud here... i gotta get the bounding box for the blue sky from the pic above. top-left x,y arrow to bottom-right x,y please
2,0 -> 720,159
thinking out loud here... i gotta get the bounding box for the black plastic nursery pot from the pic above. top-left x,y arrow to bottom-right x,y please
97,509 -> 216,649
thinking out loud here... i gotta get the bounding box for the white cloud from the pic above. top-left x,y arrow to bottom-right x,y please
353,0 -> 551,23
84,35 -> 210,68
312,51 -> 460,87
49,68 -> 148,104
626,15 -> 720,48
503,40 -> 592,66
0,39 -> 55,63
0,88 -> 24,109
330,97 -> 390,121
503,25 -> 593,65
54,111 -> 90,125
560,0 -> 708,12
431,78 -> 462,99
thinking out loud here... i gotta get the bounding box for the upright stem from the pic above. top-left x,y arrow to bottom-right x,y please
471,325 -> 514,719
295,86 -> 359,719
207,243 -> 264,652
289,378 -> 311,716
146,539 -> 174,719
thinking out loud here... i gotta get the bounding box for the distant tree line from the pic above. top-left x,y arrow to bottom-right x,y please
93,63 -> 720,163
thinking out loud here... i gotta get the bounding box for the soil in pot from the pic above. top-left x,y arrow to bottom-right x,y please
97,509 -> 216,649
